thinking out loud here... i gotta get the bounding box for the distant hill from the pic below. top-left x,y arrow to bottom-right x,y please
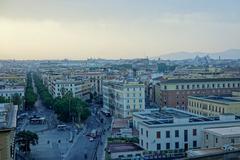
159,49 -> 240,60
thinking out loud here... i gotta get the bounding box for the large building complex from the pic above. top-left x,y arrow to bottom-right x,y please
188,96 -> 240,116
0,103 -> 18,160
133,108 -> 240,152
154,78 -> 240,109
103,80 -> 145,118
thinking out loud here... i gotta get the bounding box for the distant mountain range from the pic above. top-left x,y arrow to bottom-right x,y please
158,49 -> 240,60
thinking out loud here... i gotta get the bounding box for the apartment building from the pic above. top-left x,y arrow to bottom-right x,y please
133,108 -> 240,152
103,80 -> 145,118
77,72 -> 106,96
188,96 -> 240,116
0,87 -> 25,99
49,78 -> 91,101
154,78 -> 240,109
0,103 -> 18,160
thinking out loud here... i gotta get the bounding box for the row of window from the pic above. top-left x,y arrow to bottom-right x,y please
127,93 -> 143,97
164,82 -> 240,90
189,101 -> 225,114
127,87 -> 143,91
141,129 -> 197,139
127,99 -> 143,103
0,93 -> 23,97
141,140 -> 197,150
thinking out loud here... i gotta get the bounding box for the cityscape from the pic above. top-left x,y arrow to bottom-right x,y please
1,1 -> 240,160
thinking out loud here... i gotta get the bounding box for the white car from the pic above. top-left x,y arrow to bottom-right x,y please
89,137 -> 94,142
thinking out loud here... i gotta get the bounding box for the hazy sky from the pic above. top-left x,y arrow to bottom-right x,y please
0,0 -> 240,60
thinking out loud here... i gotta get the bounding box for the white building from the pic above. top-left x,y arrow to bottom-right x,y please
0,87 -> 25,99
204,126 -> 240,148
103,80 -> 145,118
133,108 -> 240,152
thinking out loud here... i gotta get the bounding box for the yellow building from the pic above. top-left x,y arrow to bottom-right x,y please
0,104 -> 18,160
188,96 -> 240,117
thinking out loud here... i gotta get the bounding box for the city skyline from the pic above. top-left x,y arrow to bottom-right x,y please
1,0 -> 240,60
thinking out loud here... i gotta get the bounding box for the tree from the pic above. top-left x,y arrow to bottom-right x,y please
12,93 -> 22,106
15,130 -> 38,153
0,96 -> 6,103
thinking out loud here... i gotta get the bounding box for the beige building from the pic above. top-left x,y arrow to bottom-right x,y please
188,96 -> 240,117
0,103 -> 18,160
204,126 -> 240,148
103,80 -> 145,118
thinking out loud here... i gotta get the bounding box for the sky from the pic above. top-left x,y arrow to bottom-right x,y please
0,0 -> 240,60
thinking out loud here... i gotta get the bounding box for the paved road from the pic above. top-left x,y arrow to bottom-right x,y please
65,113 -> 101,160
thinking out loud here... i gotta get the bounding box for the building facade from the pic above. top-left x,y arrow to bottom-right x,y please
0,87 -> 25,99
49,78 -> 91,101
133,108 -> 240,152
154,78 -> 240,109
204,126 -> 240,148
103,80 -> 145,118
0,103 -> 18,160
188,96 -> 240,117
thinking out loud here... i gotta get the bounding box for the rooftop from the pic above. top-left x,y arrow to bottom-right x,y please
0,103 -> 18,130
160,77 -> 240,84
189,96 -> 240,105
107,143 -> 144,153
133,108 -> 240,126
205,126 -> 240,137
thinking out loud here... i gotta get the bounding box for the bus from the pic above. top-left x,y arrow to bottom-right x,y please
57,124 -> 67,131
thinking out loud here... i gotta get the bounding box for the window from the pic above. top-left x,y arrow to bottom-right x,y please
164,85 -> 167,90
187,85 -> 190,89
141,140 -> 143,146
231,139 -> 235,144
156,131 -> 161,139
146,142 -> 148,149
181,85 -> 184,89
184,130 -> 188,142
206,134 -> 208,140
166,131 -> 170,138
141,128 -> 143,135
166,143 -> 170,150
146,130 -> 148,137
216,138 -> 218,143
193,141 -> 197,148
175,130 -> 179,137
176,85 -> 179,89
157,143 -> 161,150
193,129 -> 197,136
175,142 -> 179,149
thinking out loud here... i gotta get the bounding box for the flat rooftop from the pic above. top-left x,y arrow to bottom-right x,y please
133,108 -> 240,126
205,126 -> 240,137
108,143 -> 143,153
189,96 -> 240,104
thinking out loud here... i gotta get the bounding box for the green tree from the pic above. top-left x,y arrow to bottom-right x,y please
12,93 -> 22,106
16,130 -> 38,153
0,96 -> 6,103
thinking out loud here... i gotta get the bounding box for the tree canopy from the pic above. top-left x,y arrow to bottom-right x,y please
25,73 -> 37,110
16,130 -> 38,153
